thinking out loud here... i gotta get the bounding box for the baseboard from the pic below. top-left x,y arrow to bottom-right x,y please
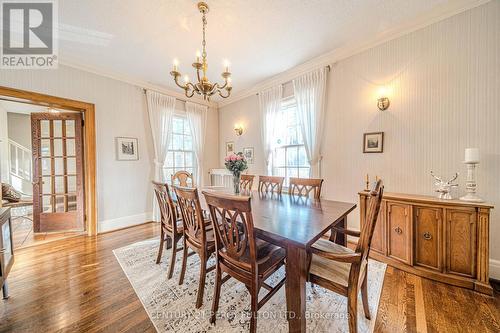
98,212 -> 153,233
490,259 -> 500,280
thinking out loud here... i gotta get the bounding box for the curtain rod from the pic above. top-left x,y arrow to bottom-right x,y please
142,88 -> 213,107
255,64 -> 331,96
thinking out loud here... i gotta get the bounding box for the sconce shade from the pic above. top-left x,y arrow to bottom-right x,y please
234,125 -> 243,136
377,97 -> 390,111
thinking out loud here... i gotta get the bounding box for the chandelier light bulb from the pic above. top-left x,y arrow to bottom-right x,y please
196,50 -> 201,62
224,59 -> 230,72
173,58 -> 179,71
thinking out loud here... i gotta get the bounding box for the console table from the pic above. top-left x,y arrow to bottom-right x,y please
359,191 -> 493,295
0,207 -> 14,299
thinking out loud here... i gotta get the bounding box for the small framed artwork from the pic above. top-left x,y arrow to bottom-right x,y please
363,132 -> 384,153
243,147 -> 254,164
116,137 -> 139,160
226,141 -> 235,155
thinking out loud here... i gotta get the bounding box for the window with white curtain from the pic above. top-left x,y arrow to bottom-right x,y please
163,114 -> 196,183
271,99 -> 310,186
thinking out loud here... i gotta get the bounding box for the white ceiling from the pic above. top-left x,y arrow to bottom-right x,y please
56,0 -> 480,99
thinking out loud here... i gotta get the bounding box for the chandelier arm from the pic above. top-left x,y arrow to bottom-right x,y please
185,88 -> 195,98
217,88 -> 231,99
173,75 -> 187,90
195,67 -> 202,83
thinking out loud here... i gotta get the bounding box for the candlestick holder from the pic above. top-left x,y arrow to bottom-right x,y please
460,162 -> 484,202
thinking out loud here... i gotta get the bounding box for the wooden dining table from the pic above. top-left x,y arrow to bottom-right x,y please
197,187 -> 357,333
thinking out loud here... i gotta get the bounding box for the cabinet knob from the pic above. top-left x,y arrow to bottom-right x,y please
423,232 -> 432,240
394,227 -> 403,234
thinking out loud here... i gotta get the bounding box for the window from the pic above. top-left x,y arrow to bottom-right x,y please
163,115 -> 196,183
271,99 -> 310,186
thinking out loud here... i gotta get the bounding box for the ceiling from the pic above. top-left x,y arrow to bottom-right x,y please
56,0 -> 480,99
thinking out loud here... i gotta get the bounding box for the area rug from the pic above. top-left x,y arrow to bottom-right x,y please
113,238 -> 387,332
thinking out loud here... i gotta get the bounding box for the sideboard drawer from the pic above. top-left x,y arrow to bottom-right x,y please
414,206 -> 442,271
387,202 -> 412,265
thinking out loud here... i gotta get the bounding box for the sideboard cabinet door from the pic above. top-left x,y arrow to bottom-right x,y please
387,202 -> 412,264
370,202 -> 386,254
414,206 -> 442,271
446,208 -> 476,278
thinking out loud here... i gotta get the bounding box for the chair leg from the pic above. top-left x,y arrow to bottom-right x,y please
196,255 -> 207,309
167,236 -> 177,279
249,285 -> 258,333
156,228 -> 165,264
210,264 -> 222,324
178,239 -> 188,285
361,270 -> 371,320
347,286 -> 358,333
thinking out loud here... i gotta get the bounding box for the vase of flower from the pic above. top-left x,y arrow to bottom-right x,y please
233,172 -> 241,194
224,152 -> 248,194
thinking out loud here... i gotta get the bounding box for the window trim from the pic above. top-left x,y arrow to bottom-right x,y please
270,98 -> 311,184
163,113 -> 196,183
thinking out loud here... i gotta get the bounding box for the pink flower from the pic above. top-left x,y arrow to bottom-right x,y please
230,155 -> 236,161
224,157 -> 229,162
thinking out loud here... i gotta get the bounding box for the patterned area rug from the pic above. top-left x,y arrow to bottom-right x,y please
113,239 -> 386,332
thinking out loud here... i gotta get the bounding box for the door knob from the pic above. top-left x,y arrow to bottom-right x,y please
423,232 -> 432,240
394,227 -> 403,234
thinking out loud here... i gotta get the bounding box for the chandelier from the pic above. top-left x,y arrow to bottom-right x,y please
170,2 -> 232,101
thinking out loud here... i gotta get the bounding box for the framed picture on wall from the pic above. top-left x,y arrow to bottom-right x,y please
116,137 -> 139,160
226,141 -> 235,155
363,132 -> 384,153
243,147 -> 254,164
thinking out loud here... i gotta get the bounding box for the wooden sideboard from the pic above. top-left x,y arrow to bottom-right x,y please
359,191 -> 493,295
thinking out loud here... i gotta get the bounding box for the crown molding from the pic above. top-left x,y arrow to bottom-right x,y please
218,0 -> 491,108
59,60 -> 219,108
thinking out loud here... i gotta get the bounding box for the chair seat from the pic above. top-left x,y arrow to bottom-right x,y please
240,238 -> 286,277
309,238 -> 354,288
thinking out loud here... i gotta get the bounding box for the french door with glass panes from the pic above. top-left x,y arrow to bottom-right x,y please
31,112 -> 84,232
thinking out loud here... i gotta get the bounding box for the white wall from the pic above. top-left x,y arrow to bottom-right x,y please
7,112 -> 31,149
218,1 -> 500,275
0,65 -> 219,232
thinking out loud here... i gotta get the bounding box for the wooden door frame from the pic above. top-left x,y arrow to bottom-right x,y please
0,86 -> 97,236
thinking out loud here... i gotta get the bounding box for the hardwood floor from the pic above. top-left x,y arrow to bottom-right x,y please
11,215 -> 84,250
1,223 -> 499,332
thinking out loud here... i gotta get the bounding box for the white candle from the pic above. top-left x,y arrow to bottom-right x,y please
464,148 -> 479,163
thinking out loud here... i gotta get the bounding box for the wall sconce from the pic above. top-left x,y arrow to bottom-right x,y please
377,86 -> 390,111
234,124 -> 243,136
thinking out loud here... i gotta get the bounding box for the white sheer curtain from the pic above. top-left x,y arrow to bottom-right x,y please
186,101 -> 208,187
259,85 -> 283,174
293,67 -> 328,177
146,90 -> 176,221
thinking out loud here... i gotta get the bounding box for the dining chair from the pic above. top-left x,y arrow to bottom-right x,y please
307,179 -> 384,333
257,175 -> 284,194
240,174 -> 255,191
152,181 -> 184,279
171,170 -> 195,187
288,177 -> 324,199
202,191 -> 286,333
174,186 -> 215,308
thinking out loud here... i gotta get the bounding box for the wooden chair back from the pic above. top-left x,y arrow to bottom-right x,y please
240,174 -> 255,191
152,181 -> 178,233
202,191 -> 258,274
174,186 -> 207,245
171,170 -> 195,187
258,175 -> 284,194
288,177 -> 324,199
355,179 -> 384,262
